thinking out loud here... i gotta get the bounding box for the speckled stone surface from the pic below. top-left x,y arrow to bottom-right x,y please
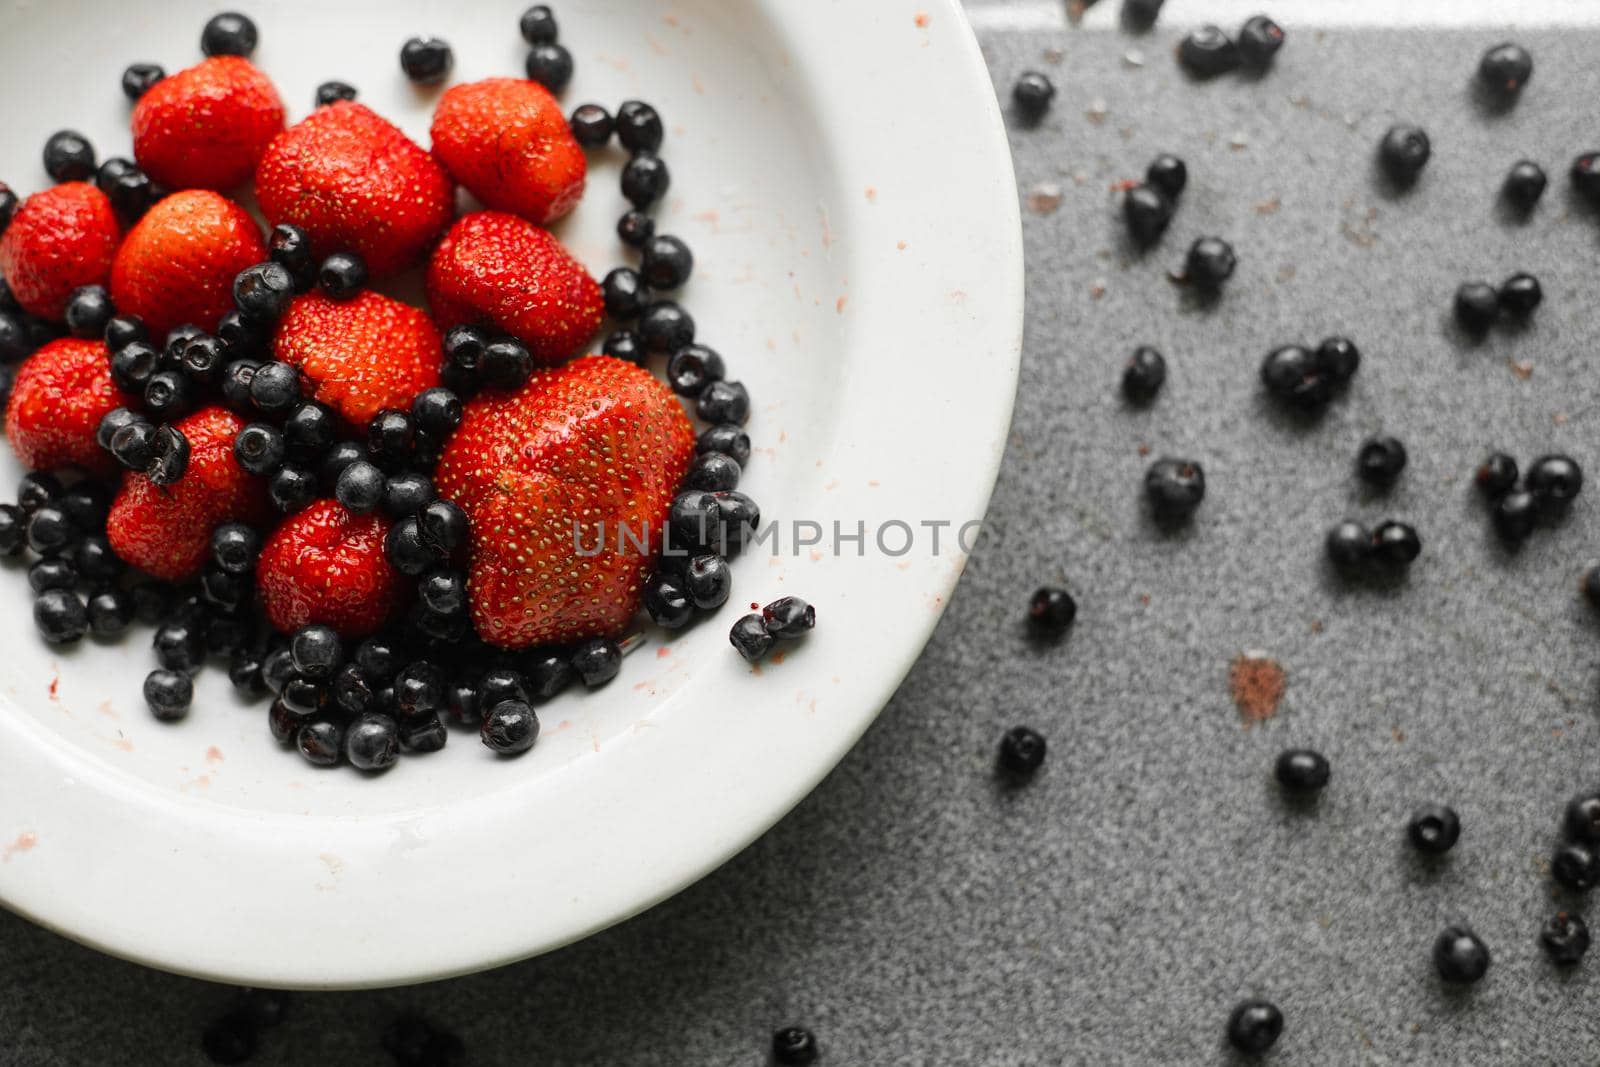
6,21 -> 1600,1067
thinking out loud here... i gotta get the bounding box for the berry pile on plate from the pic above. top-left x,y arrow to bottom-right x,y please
0,8 -> 809,773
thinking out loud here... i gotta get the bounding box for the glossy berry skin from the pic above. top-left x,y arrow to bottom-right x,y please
1454,282 -> 1499,334
410,387 -> 462,436
641,235 -> 693,290
525,43 -> 574,93
112,190 -> 269,338
1325,521 -> 1370,569
275,290 -> 442,425
1542,913 -> 1591,966
64,285 -> 114,339
296,718 -> 343,766
317,252 -> 367,300
998,726 -> 1047,778
133,57 -> 285,192
520,5 -> 559,44
122,63 -> 166,101
1260,345 -> 1328,409
1571,153 -> 1600,206
1357,436 -> 1407,486
94,157 -> 156,220
772,1027 -> 819,1066
615,101 -> 664,152
763,597 -> 815,639
345,714 -> 401,771
1372,521 -> 1422,565
1145,154 -> 1186,199
569,104 -> 613,147
258,499 -> 402,637
729,613 -> 773,663
1316,336 -> 1360,383
43,131 -> 96,183
1275,748 -> 1330,794
621,153 -> 670,208
110,420 -> 156,470
1237,16 -> 1285,67
1493,489 -> 1538,543
1498,272 -> 1542,316
87,590 -> 134,637
290,624 -> 343,681
29,558 -> 76,593
617,211 -> 654,248
1122,185 -> 1173,247
683,453 -> 741,494
1145,458 -> 1205,521
1379,125 -> 1431,184
698,424 -> 751,465
400,714 -> 447,753
5,338 -> 129,477
34,589 -> 88,644
232,262 -> 295,323
383,473 -> 436,517
430,78 -> 587,225
1179,26 -> 1241,78
481,339 -> 535,390
1434,926 -> 1491,984
1225,1001 -> 1282,1054
1027,587 -> 1076,636
1503,161 -> 1548,210
1478,42 -> 1532,99
201,12 -> 259,57
143,668 -> 193,721
1526,454 -> 1583,514
1475,453 -> 1518,497
0,183 -> 121,321
1408,804 -> 1461,854
1012,71 -> 1055,122
210,522 -> 261,575
1552,843 -> 1599,891
602,268 -> 649,320
400,37 -> 453,85
481,700 -> 540,754
643,572 -> 693,628
1121,346 -> 1165,402
1565,792 -> 1600,844
1183,237 -> 1236,289
571,637 -> 623,686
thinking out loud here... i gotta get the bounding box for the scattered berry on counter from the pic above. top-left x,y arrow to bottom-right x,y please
43,130 -> 97,183
1565,792 -> 1600,844
569,103 -> 614,148
641,235 -> 694,290
773,1027 -> 820,1067
1525,454 -> 1583,517
1371,521 -> 1422,566
1551,842 -> 1598,892
1236,16 -> 1285,69
621,152 -> 671,208
1492,488 -> 1538,543
1121,345 -> 1166,403
1503,160 -> 1548,211
1407,804 -> 1461,855
616,100 -> 665,153
1145,154 -> 1187,200
143,668 -> 193,722
201,11 -> 259,58
121,62 -> 166,101
1477,42 -> 1533,100
1178,26 -> 1241,79
1433,925 -> 1491,984
1275,748 -> 1329,795
1325,520 -> 1371,570
1378,125 -> 1431,185
519,4 -> 559,45
1261,344 -> 1329,410
1356,436 -> 1407,487
1497,272 -> 1542,316
1145,457 -> 1205,521
1180,236 -> 1236,290
1122,185 -> 1174,247
1453,281 -> 1500,335
1474,453 -> 1518,498
1225,1000 -> 1283,1055
399,36 -> 453,85
525,43 -> 575,93
997,726 -> 1047,779
1316,336 -> 1360,384
1027,587 -> 1077,637
617,210 -> 655,248
481,699 -> 540,755
1541,913 -> 1591,966
1012,71 -> 1056,123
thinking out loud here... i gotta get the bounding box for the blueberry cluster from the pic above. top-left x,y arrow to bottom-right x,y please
1122,152 -> 1188,248
1259,336 -> 1360,411
0,473 -> 130,646
728,596 -> 815,664
1010,71 -> 1055,124
1324,518 -> 1422,572
1474,451 -> 1582,544
1178,15 -> 1285,80
1453,272 -> 1542,335
520,5 -> 574,93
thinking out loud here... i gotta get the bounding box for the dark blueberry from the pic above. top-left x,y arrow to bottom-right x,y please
103,314 -> 147,353
279,677 -> 323,718
1178,26 -> 1241,78
410,387 -> 462,436
163,325 -> 203,369
1478,42 -> 1532,99
219,310 -> 268,355
1145,457 -> 1205,521
446,682 -> 482,726
762,596 -> 815,639
773,1026 -> 819,1066
1565,792 -> 1600,844
1493,489 -> 1538,543
418,499 -> 468,554
28,558 -> 76,593
144,369 -> 193,420
684,554 -> 732,610
228,650 -> 265,696
443,324 -> 488,374
0,188 -> 14,237
1027,587 -> 1076,636
400,36 -> 453,85
571,637 -> 622,687
91,158 -> 146,216
147,424 -> 191,486
0,504 -> 21,556
0,312 -> 31,362
290,625 -> 343,681
729,613 -> 772,663
418,569 -> 466,617
43,130 -> 96,183
200,1012 -> 257,1066
617,210 -> 655,248
130,581 -> 174,626
400,713 -> 448,753
714,491 -> 760,554
318,252 -> 367,300
1434,926 -> 1491,984
385,517 -> 436,575
570,103 -> 613,147
283,402 -> 338,462
233,261 -> 296,322
345,713 -> 401,771
368,409 -> 415,464
643,572 -> 693,629
1379,125 -> 1432,185
1477,455 -> 1518,501
1372,521 -> 1422,565
17,471 -> 61,513
1143,156 -> 1187,202
669,490 -> 720,550
1542,913 -> 1591,966
641,235 -> 693,290
64,285 -> 114,339
1011,71 -> 1055,122
526,648 -> 573,700
60,484 -> 111,529
663,346 -> 721,397
258,647 -> 294,695
1182,236 -> 1237,289
296,718 -> 344,767
87,589 -> 134,637
1571,153 -> 1600,206
268,466 -> 317,513
1553,843 -> 1599,891
1121,345 -> 1166,402
26,506 -> 78,557
520,4 -> 559,44
314,81 -> 358,108
137,667 -> 192,722
1498,272 -> 1542,316
482,699 -> 540,754
1274,748 -> 1330,794
34,589 -> 87,644
315,439 -> 363,490
1122,185 -> 1173,247
268,700 -> 299,744
1237,15 -> 1285,67
334,460 -> 386,514
97,406 -> 142,452
351,637 -> 401,686
121,62 -> 165,101
683,453 -> 741,494
1357,436 -> 1407,487
249,361 -> 301,414
1325,520 -> 1371,569
327,663 -> 372,716
1503,160 -> 1548,210
201,11 -> 258,57
480,338 -> 534,390
471,668 -> 526,712
616,100 -> 665,153
179,334 -> 226,385
153,620 -> 205,671
637,303 -> 693,355
108,340 -> 156,395
73,535 -> 122,583
621,153 -> 670,208
1123,0 -> 1166,29
1526,454 -> 1583,514
1261,345 -> 1329,407
383,472 -> 436,517
998,725 -> 1047,778
1225,1001 -> 1282,1055
1454,282 -> 1499,334
1315,336 -> 1360,383
697,380 -> 750,425
1408,804 -> 1461,855
525,42 -> 574,93
601,267 -> 649,320
596,330 -> 640,365
233,422 -> 287,475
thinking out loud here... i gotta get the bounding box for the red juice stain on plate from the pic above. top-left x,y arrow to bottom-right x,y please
1229,653 -> 1284,724
47,675 -> 59,700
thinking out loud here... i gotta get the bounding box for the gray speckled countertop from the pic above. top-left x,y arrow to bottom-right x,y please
7,15 -> 1600,1067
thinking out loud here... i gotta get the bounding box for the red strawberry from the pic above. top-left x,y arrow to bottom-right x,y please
132,56 -> 285,191
110,190 -> 267,337
4,338 -> 130,477
272,291 -> 442,425
425,211 -> 602,365
434,355 -> 695,648
256,499 -> 403,638
107,406 -> 271,580
0,183 -> 121,320
430,78 -> 586,224
254,101 -> 455,278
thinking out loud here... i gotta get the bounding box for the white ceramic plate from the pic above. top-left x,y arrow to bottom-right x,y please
0,0 -> 1020,987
